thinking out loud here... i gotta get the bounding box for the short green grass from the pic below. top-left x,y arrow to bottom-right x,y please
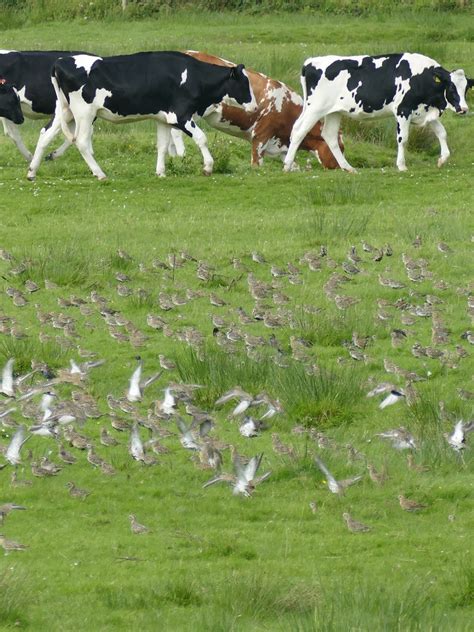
0,9 -> 473,631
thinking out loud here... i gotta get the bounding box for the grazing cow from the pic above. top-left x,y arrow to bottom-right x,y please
0,79 -> 24,125
27,51 -> 257,180
0,50 -> 81,161
176,51 -> 342,168
283,53 -> 472,173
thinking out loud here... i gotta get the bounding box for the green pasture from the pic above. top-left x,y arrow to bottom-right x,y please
0,8 -> 473,631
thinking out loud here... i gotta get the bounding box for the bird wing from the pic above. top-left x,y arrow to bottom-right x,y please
176,417 -> 190,435
366,382 -> 395,398
379,391 -> 404,409
1,358 -> 15,396
6,424 -> 29,464
127,363 -> 142,401
232,452 -> 246,479
162,387 -> 176,412
314,456 -> 337,486
69,359 -> 83,375
451,420 -> 465,445
198,419 -> 213,438
202,474 -> 227,488
232,399 -> 251,416
244,453 -> 263,483
129,424 -> 145,460
142,370 -> 163,390
215,387 -> 251,406
340,474 -> 363,487
255,471 -> 272,485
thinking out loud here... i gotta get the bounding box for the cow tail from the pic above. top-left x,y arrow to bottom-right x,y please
51,68 -> 74,143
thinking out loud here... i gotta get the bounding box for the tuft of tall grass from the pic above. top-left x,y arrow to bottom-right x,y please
0,337 -> 67,373
176,345 -> 277,408
283,578 -> 456,632
0,568 -> 30,628
276,362 -> 365,427
304,183 -> 378,213
17,243 -> 103,288
209,571 -> 319,622
292,305 -> 381,348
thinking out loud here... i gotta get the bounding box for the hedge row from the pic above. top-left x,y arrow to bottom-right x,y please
1,0 -> 471,26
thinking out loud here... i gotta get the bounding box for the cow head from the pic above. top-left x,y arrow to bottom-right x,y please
433,67 -> 469,114
0,79 -> 24,124
222,65 -> 257,113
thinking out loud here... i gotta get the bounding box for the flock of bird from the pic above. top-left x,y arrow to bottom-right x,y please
0,233 -> 472,551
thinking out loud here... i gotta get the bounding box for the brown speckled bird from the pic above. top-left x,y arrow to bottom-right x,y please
342,512 -> 371,533
398,494 -> 427,512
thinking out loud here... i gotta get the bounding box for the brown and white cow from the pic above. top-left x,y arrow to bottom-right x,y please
180,51 -> 342,168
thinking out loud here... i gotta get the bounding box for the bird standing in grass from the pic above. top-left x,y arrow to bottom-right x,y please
342,512 -> 371,533
0,534 -> 28,554
398,494 -> 427,512
66,481 -> 90,500
367,463 -> 388,486
129,514 -> 150,534
0,504 -> 26,524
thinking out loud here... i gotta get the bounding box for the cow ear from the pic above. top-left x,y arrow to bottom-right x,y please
433,68 -> 447,85
230,64 -> 245,79
467,78 -> 474,90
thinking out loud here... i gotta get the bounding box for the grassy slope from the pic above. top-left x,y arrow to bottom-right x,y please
0,10 -> 473,631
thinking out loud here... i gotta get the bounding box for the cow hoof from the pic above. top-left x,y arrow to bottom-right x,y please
26,172 -> 35,181
202,169 -> 212,177
97,174 -> 107,181
45,153 -> 54,161
156,172 -> 166,178
437,158 -> 448,168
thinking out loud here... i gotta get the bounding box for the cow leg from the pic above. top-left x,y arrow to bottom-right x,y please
321,113 -> 355,173
429,119 -> 450,168
2,118 -> 33,162
283,112 -> 320,172
395,117 -> 410,172
251,137 -> 266,166
27,113 -> 67,180
47,138 -> 72,161
169,128 -> 186,158
182,119 -> 214,175
74,113 -> 107,180
156,122 -> 172,177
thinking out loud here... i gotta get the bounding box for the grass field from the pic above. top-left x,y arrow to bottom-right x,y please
0,8 -> 473,631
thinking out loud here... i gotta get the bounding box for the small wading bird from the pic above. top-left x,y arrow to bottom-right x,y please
203,452 -> 271,497
129,514 -> 150,534
126,357 -> 162,402
444,420 -> 473,453
0,534 -> 28,554
398,494 -> 427,512
0,503 -> 26,524
342,512 -> 371,533
376,427 -> 417,450
314,456 -> 363,495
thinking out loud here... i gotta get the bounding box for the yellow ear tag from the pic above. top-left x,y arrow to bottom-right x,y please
434,76 -> 441,83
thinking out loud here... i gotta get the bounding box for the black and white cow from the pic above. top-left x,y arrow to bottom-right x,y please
27,51 -> 257,180
283,53 -> 472,173
0,79 -> 24,125
0,50 -> 82,161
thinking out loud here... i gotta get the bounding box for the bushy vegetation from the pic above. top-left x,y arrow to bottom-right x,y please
0,0 -> 471,29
